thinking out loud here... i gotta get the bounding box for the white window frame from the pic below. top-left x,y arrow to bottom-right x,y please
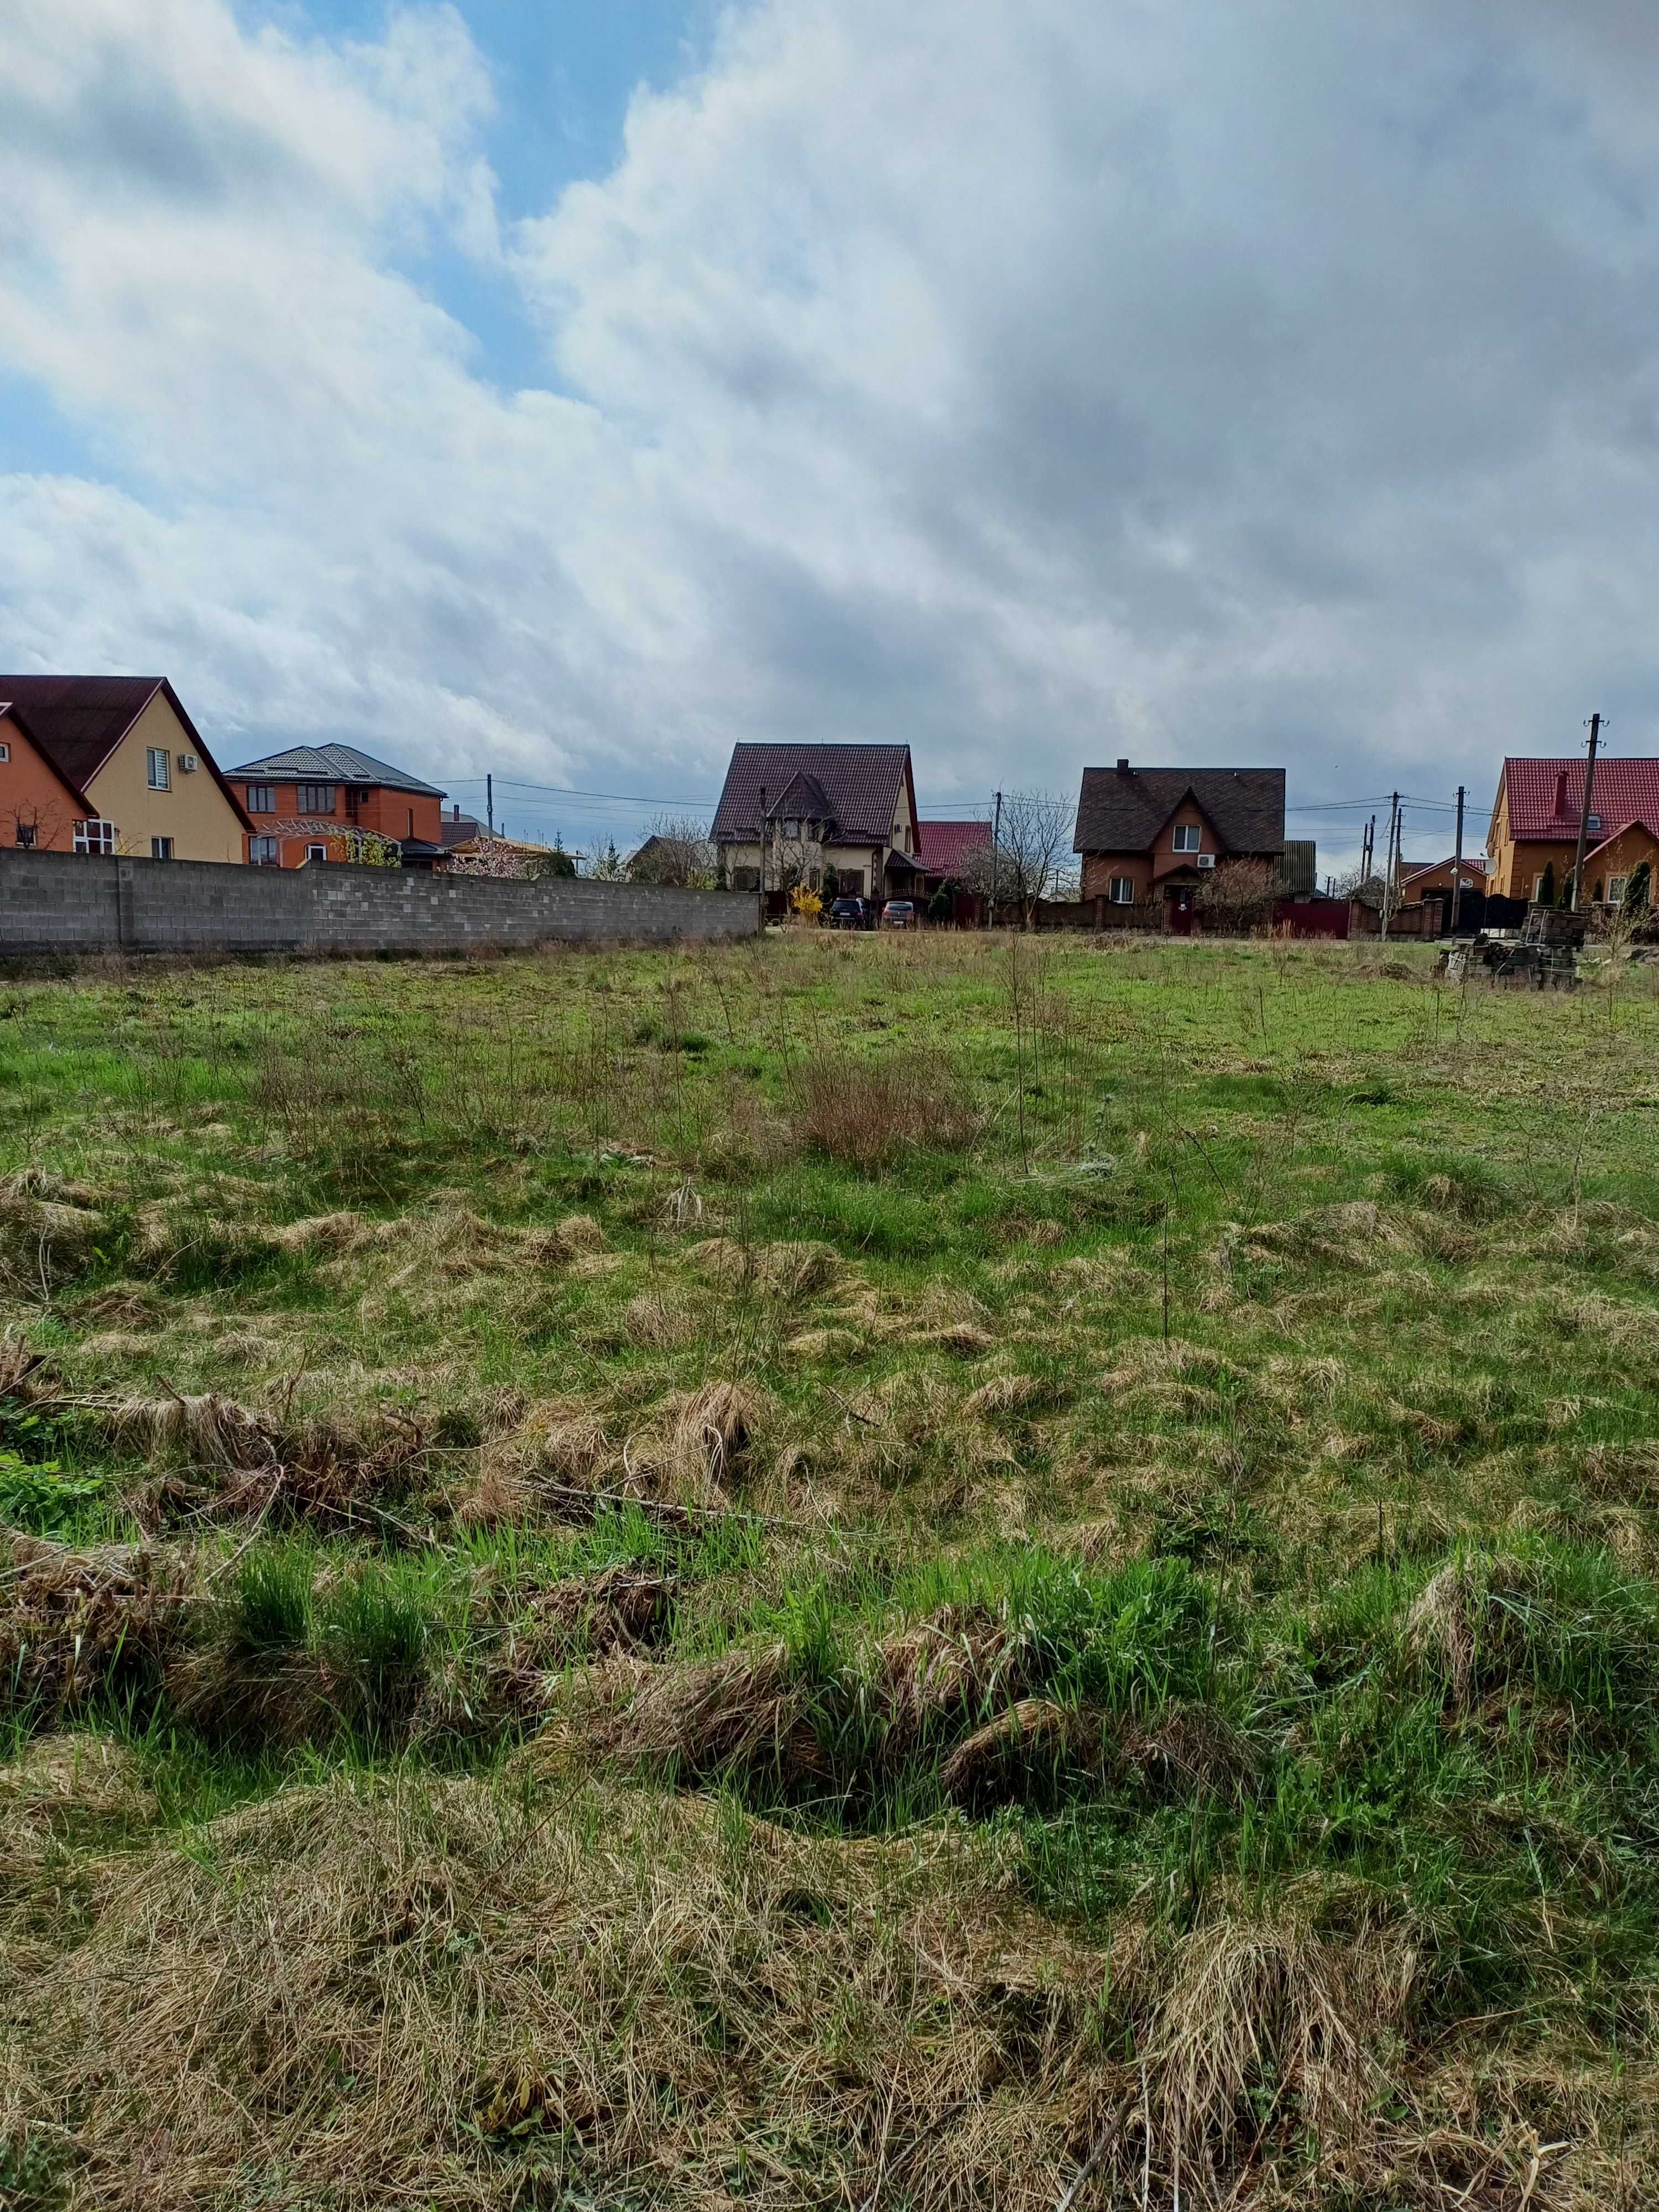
73,818 -> 118,854
150,836 -> 174,860
304,842 -> 327,863
14,823 -> 35,849
1109,875 -> 1135,904
0,742 -> 9,763
249,836 -> 280,866
1608,875 -> 1627,905
146,747 -> 170,791
1172,823 -> 1202,852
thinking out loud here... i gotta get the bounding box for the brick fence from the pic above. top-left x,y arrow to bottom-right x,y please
0,851 -> 760,956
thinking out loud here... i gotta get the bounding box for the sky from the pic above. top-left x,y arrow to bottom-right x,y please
4,2 -> 1659,869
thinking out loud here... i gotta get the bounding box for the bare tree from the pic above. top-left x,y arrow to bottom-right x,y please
960,790 -> 1072,925
1194,857 -> 1281,935
629,814 -> 717,889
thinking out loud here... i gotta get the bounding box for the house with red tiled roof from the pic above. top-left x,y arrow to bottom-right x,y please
916,818 -> 990,881
1485,758 -> 1659,903
711,743 -> 923,902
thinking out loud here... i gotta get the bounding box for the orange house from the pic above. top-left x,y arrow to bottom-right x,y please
228,745 -> 447,868
1397,854 -> 1486,903
0,702 -> 94,851
1486,757 -> 1659,901
1579,820 -> 1659,909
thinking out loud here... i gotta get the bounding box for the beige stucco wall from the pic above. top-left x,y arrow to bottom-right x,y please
82,692 -> 246,864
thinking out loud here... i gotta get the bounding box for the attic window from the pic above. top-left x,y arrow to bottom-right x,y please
783,818 -> 801,839
1172,824 -> 1202,852
1587,813 -> 1602,832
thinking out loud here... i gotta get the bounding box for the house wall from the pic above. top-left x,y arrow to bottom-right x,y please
1080,852 -> 1155,904
1584,825 -> 1659,904
1484,782 -> 1573,900
0,712 -> 82,852
719,838 -> 881,895
240,780 -> 445,865
0,851 -> 759,954
1150,799 -> 1215,882
1402,859 -> 1484,900
84,693 -> 246,863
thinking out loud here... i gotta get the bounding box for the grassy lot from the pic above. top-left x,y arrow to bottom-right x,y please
4,930 -> 1659,2208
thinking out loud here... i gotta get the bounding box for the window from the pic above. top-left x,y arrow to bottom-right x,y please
839,869 -> 864,895
146,747 -> 170,790
246,785 -> 275,815
782,817 -> 800,839
1609,875 -> 1627,905
1109,876 -> 1135,904
296,784 -> 335,815
1532,875 -> 1545,900
150,837 -> 174,860
729,865 -> 760,892
0,742 -> 9,763
249,837 -> 279,865
1587,814 -> 1602,832
15,823 -> 34,849
1172,824 -> 1202,852
73,819 -> 117,853
304,843 -> 327,863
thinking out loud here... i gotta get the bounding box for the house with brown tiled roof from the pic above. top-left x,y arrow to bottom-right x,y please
711,743 -> 924,903
1072,760 -> 1285,931
0,675 -> 252,862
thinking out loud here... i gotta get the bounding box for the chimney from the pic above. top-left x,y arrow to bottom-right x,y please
1116,758 -> 1130,773
1554,770 -> 1568,818
452,803 -> 460,821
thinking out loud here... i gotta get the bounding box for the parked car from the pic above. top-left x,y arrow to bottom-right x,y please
826,896 -> 875,930
880,900 -> 917,929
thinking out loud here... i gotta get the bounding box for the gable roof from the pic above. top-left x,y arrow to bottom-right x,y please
0,675 -> 253,832
226,742 -> 445,799
1498,757 -> 1659,842
917,818 -> 990,874
1582,818 -> 1659,867
0,701 -> 94,811
1399,854 -> 1486,887
712,744 -> 912,844
1073,765 -> 1285,856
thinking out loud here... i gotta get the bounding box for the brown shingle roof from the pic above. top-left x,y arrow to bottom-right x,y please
712,744 -> 912,844
0,675 -> 254,833
1073,765 -> 1285,856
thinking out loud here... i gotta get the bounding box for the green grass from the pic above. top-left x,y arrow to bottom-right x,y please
7,931 -> 1659,2204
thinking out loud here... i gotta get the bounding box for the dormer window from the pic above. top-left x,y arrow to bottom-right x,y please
784,817 -> 801,839
1587,814 -> 1601,832
1172,824 -> 1202,852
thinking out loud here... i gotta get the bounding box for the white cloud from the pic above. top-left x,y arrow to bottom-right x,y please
4,0 -> 1659,848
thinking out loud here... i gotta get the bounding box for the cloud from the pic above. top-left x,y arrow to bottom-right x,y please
3,0 -> 1659,847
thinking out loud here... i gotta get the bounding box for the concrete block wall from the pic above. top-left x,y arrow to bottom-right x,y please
0,851 -> 760,956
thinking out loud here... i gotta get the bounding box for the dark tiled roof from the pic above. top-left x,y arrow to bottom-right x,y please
1073,765 -> 1285,856
0,674 -> 167,790
712,744 -> 911,844
440,812 -> 483,848
0,675 -> 253,832
0,701 -> 92,808
916,818 -> 990,874
1500,757 -> 1659,841
227,742 -> 446,798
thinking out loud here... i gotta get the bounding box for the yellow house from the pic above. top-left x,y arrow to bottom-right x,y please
0,676 -> 252,862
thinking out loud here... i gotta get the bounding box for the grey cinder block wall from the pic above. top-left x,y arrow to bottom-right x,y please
0,851 -> 760,956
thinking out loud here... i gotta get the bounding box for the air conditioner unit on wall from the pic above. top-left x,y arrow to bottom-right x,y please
1195,852 -> 1216,870
177,753 -> 199,773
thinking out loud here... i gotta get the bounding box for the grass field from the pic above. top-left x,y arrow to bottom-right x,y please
5,930 -> 1659,2209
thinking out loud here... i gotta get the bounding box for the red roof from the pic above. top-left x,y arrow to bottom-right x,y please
916,818 -> 989,873
1500,757 -> 1659,842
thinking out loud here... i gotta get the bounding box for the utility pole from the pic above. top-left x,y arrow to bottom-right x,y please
1451,785 -> 1465,935
1380,792 -> 1400,939
989,789 -> 1003,930
486,773 -> 494,837
1569,712 -> 1603,913
1360,814 -> 1374,884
